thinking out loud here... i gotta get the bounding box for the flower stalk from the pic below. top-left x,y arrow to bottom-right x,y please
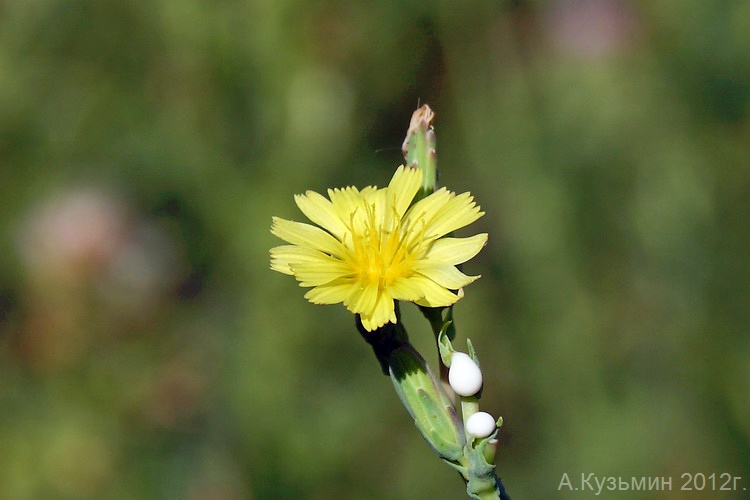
270,104 -> 509,499
403,106 -> 510,499
357,308 -> 509,500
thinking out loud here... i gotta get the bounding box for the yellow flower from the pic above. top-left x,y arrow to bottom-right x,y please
270,166 -> 487,332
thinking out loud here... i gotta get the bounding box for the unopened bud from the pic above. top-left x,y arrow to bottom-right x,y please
389,345 -> 465,460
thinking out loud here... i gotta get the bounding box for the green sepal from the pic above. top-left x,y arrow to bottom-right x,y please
438,320 -> 454,366
464,427 -> 503,499
467,338 -> 479,365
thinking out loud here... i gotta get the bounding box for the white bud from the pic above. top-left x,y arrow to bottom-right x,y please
465,411 -> 497,438
448,352 -> 483,396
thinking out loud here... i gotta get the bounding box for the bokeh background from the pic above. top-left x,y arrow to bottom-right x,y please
1,0 -> 749,498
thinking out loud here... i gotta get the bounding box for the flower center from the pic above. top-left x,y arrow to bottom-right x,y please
350,202 -> 412,289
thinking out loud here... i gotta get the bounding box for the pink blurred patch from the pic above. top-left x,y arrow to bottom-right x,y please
544,0 -> 639,58
17,188 -> 130,284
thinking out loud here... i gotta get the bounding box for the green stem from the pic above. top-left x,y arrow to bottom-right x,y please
413,307 -> 510,500
357,105 -> 511,499
461,396 -> 480,425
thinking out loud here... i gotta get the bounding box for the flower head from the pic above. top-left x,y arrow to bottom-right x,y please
270,166 -> 487,331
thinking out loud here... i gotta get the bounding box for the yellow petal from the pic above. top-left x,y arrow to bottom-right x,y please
294,191 -> 348,240
327,186 -> 365,228
413,263 -> 479,289
347,281 -> 379,316
271,217 -> 346,258
425,234 -> 488,265
406,190 -> 484,241
270,245 -> 328,275
359,315 -> 378,332
359,291 -> 396,331
424,192 -> 484,239
387,276 -> 426,302
408,275 -> 462,306
404,188 -> 451,232
387,165 -> 422,219
373,291 -> 397,326
291,260 -> 354,286
351,187 -> 387,234
304,282 -> 356,305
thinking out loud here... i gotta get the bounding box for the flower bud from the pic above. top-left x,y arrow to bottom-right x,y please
402,104 -> 437,199
448,352 -> 483,396
466,411 -> 497,439
389,345 -> 465,461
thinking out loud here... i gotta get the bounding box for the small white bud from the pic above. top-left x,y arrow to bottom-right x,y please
465,411 -> 497,438
448,352 -> 483,396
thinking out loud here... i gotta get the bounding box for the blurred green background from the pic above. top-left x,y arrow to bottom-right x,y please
1,0 -> 749,498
